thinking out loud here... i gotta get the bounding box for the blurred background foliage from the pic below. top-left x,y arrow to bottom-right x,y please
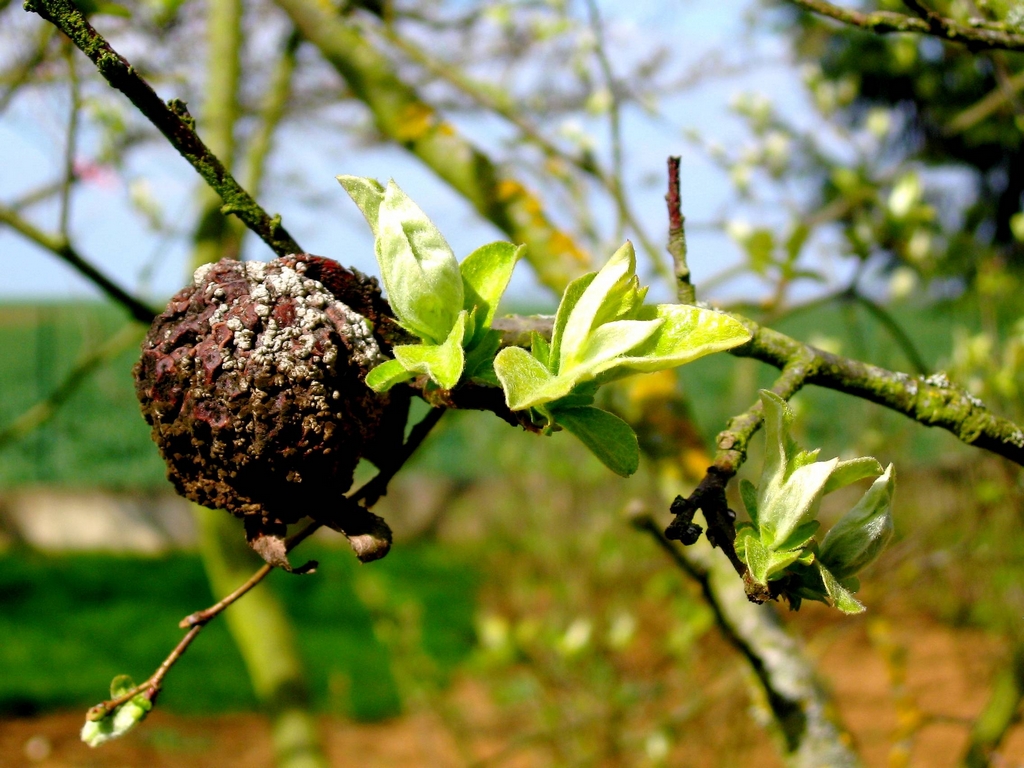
3,0 -> 1024,764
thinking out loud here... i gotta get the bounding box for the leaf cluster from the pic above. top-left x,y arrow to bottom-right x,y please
736,391 -> 896,614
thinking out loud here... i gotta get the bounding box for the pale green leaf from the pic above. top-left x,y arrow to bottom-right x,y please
549,272 -> 596,374
571,318 -> 663,376
530,332 -> 551,369
337,175 -> 385,236
365,359 -> 417,393
460,242 -> 523,341
819,563 -> 866,614
110,675 -> 135,698
598,304 -> 751,378
393,311 -> 468,389
740,479 -> 759,525
494,346 -> 572,410
464,328 -> 502,380
774,519 -> 820,552
553,406 -> 640,477
820,464 -> 896,579
558,242 -> 636,371
822,456 -> 884,496
758,456 -> 839,547
376,180 -> 463,343
758,390 -> 793,491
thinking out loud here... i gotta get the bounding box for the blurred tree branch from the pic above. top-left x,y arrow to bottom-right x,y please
0,204 -> 156,323
271,0 -> 591,292
631,509 -> 862,767
25,0 -> 303,258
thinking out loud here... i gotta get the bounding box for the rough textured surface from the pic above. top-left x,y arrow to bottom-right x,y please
134,255 -> 395,554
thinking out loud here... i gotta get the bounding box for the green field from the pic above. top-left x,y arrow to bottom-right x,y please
0,542 -> 477,720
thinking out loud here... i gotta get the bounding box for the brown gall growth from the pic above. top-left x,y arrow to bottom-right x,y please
134,254 -> 402,569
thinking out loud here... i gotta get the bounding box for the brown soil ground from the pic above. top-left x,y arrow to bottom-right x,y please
2,608 -> 1023,768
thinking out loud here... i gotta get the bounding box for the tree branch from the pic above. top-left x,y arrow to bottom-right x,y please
0,204 -> 157,323
0,323 -> 144,449
24,0 -> 303,257
785,0 -> 1024,52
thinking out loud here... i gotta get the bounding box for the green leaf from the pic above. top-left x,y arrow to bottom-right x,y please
822,456 -> 884,495
110,675 -> 135,698
595,304 -> 751,379
392,311 -> 467,389
530,332 -> 551,369
337,175 -> 386,236
758,390 -> 793,490
552,406 -> 640,477
774,519 -> 820,552
557,242 -> 636,371
460,242 -> 524,343
741,531 -> 808,584
376,180 -> 463,343
365,359 -> 417,393
818,563 -> 865,614
740,479 -> 759,525
494,346 -> 571,410
759,456 -> 839,547
572,319 -> 663,376
549,272 -> 596,374
819,464 -> 896,579
464,328 -> 502,381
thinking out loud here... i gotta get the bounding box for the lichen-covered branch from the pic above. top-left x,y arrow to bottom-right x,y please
733,319 -> 1024,467
24,0 -> 303,258
785,0 -> 1024,52
270,0 -> 590,292
0,204 -> 156,323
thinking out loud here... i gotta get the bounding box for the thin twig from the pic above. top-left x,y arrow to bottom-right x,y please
59,42 -> 80,238
0,323 -> 144,449
25,0 -> 303,257
665,156 -> 694,304
666,356 -> 813,582
0,204 -> 157,323
87,405 -> 447,718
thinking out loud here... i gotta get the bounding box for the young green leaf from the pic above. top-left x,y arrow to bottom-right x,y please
553,406 -> 640,477
549,272 -> 597,374
819,464 -> 895,579
595,304 -> 752,379
460,242 -> 524,344
822,456 -> 884,495
818,563 -> 865,614
493,346 -> 568,410
558,242 -> 636,371
376,180 -> 463,343
365,358 -> 417,393
337,175 -> 386,236
392,310 -> 468,389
